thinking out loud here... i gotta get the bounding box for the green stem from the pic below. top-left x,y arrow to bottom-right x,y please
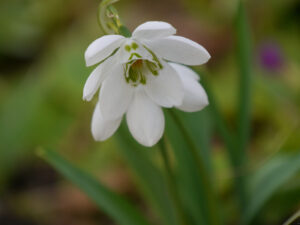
236,1 -> 252,156
97,0 -> 132,37
235,0 -> 252,212
158,136 -> 188,225
168,109 -> 219,225
202,75 -> 247,213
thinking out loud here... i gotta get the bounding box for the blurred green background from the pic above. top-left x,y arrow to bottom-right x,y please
0,0 -> 299,224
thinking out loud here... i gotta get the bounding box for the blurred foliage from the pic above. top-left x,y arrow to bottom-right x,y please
0,0 -> 300,224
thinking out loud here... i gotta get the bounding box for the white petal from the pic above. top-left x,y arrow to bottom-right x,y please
91,103 -> 122,141
144,61 -> 184,108
145,35 -> 210,65
132,21 -> 176,40
85,35 -> 125,66
169,63 -> 208,112
117,39 -> 154,64
126,89 -> 164,147
168,62 -> 200,81
99,65 -> 134,120
83,56 -> 117,101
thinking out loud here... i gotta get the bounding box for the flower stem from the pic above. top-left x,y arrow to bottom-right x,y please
168,109 -> 219,225
202,73 -> 248,218
235,0 -> 252,213
158,136 -> 188,225
97,0 -> 132,37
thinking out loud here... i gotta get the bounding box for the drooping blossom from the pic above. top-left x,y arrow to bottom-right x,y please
83,21 -> 210,146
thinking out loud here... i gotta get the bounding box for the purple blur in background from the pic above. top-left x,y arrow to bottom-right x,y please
259,42 -> 284,72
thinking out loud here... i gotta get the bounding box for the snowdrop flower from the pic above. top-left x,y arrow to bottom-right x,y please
83,21 -> 210,147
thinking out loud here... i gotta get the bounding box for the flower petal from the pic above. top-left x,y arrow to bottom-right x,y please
91,103 -> 122,141
169,63 -> 208,112
144,61 -> 184,107
99,65 -> 134,120
126,89 -> 164,147
145,35 -> 210,65
83,56 -> 117,101
168,62 -> 200,81
117,39 -> 154,64
85,35 -> 125,66
132,21 -> 176,40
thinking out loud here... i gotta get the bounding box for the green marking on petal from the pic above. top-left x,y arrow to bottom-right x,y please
143,45 -> 163,69
123,56 -> 161,87
125,45 -> 131,52
129,53 -> 142,60
131,42 -> 138,50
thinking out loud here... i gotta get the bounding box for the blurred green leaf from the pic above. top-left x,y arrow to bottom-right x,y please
236,0 -> 252,157
39,148 -> 151,225
234,0 -> 253,211
116,123 -> 181,225
0,9 -> 90,187
0,76 -> 71,187
200,75 -> 235,163
158,136 -> 190,225
178,109 -> 214,174
244,153 -> 300,224
165,110 -> 219,225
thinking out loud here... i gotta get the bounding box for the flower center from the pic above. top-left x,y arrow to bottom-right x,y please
124,59 -> 159,86
122,42 -> 163,87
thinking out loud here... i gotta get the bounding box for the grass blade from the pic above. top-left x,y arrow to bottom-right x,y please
165,109 -> 219,225
177,109 -> 214,174
236,0 -> 252,155
235,0 -> 253,211
39,148 -> 151,225
158,136 -> 190,225
116,124 -> 181,225
200,76 -> 235,163
244,153 -> 300,224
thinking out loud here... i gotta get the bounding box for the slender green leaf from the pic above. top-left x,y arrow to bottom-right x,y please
39,148 -> 150,225
116,123 -> 180,225
200,76 -> 235,163
177,109 -> 214,174
165,109 -> 219,225
243,153 -> 300,224
158,136 -> 189,225
235,0 -> 253,211
236,0 -> 252,155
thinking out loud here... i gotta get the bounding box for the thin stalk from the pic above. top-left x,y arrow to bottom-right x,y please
97,0 -> 132,37
283,209 -> 300,225
158,136 -> 188,225
235,0 -> 252,212
168,109 -> 219,225
236,1 -> 252,157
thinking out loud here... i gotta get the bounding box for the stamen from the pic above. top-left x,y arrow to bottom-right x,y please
146,61 -> 159,76
123,52 -> 162,86
140,74 -> 146,85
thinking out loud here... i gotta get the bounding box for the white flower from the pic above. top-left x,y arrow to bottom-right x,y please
83,21 -> 210,147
